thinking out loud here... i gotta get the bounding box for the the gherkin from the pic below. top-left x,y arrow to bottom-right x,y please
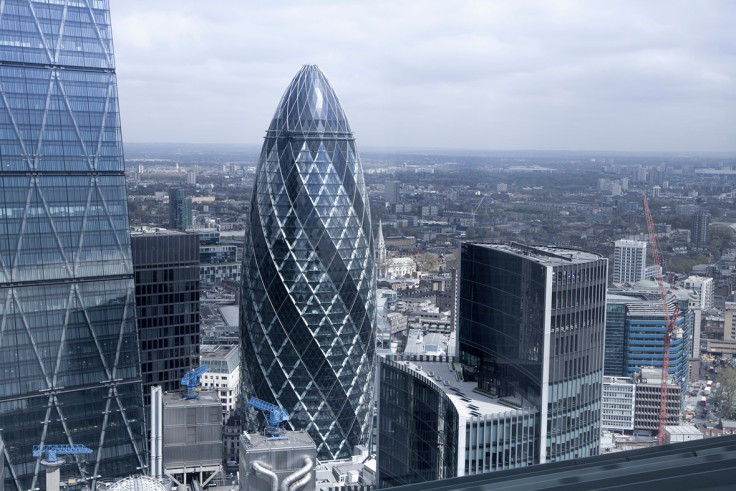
240,65 -> 376,460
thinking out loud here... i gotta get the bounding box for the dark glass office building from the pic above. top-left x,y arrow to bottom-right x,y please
0,1 -> 146,489
604,302 -> 627,377
459,243 -> 607,463
377,357 -> 459,487
377,355 -> 538,487
131,230 -> 200,409
240,65 -> 376,460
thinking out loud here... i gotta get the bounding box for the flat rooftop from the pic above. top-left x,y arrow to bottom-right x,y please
219,305 -> 239,327
242,430 -> 316,452
200,344 -> 238,357
130,227 -> 189,236
665,425 -> 703,436
162,389 -> 220,407
389,358 -> 533,419
469,242 -> 602,267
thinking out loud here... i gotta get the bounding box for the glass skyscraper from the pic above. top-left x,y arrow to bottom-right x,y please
131,230 -> 200,411
459,243 -> 607,463
0,1 -> 146,489
240,65 -> 376,460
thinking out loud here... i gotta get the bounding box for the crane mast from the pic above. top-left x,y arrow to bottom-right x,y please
643,194 -> 680,445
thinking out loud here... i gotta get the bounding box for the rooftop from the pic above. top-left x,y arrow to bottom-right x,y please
384,356 -> 534,419
130,226 -> 189,236
241,430 -> 316,453
403,331 -> 449,356
636,367 -> 678,387
218,305 -> 239,327
615,239 -> 647,246
604,376 -> 636,386
469,242 -> 602,267
665,425 -> 703,436
268,64 -> 351,137
162,389 -> 220,407
200,344 -> 238,357
200,345 -> 240,373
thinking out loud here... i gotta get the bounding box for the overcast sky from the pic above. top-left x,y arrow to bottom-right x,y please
110,0 -> 736,153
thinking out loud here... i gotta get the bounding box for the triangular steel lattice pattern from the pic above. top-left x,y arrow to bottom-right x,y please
241,65 -> 376,461
0,2 -> 146,490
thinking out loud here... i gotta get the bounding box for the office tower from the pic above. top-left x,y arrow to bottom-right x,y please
0,1 -> 146,488
377,355 -> 538,486
384,180 -> 400,204
240,65 -> 376,460
691,211 -> 710,246
131,230 -> 200,409
458,242 -> 608,463
613,239 -> 647,284
604,288 -> 691,406
169,189 -> 192,230
632,368 -> 680,432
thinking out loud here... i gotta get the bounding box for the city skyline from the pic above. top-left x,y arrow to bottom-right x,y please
110,0 -> 735,153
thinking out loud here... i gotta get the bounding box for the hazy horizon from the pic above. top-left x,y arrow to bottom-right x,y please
122,141 -> 736,159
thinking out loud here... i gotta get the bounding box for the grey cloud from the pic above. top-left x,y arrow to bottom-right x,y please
109,0 -> 736,152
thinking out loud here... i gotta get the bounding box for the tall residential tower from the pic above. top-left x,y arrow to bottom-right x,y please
0,1 -> 146,489
240,65 -> 376,460
613,239 -> 647,284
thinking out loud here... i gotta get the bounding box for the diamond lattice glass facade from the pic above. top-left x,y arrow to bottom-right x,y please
240,65 -> 376,460
0,1 -> 146,489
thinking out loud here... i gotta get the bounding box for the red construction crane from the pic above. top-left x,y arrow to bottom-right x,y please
642,194 -> 681,445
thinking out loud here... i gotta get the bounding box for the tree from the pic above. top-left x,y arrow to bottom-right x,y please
715,366 -> 736,420
420,252 -> 439,272
709,225 -> 734,260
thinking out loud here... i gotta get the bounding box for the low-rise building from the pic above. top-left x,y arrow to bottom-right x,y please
665,425 -> 703,444
385,312 -> 408,335
385,257 -> 417,279
699,420 -> 736,438
633,368 -> 681,433
602,376 -> 636,432
201,262 -> 241,285
200,345 -> 241,420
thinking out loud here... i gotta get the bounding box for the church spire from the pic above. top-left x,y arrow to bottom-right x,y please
376,219 -> 387,277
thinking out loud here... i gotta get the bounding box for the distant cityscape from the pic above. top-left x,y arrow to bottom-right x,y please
123,139 -> 736,488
